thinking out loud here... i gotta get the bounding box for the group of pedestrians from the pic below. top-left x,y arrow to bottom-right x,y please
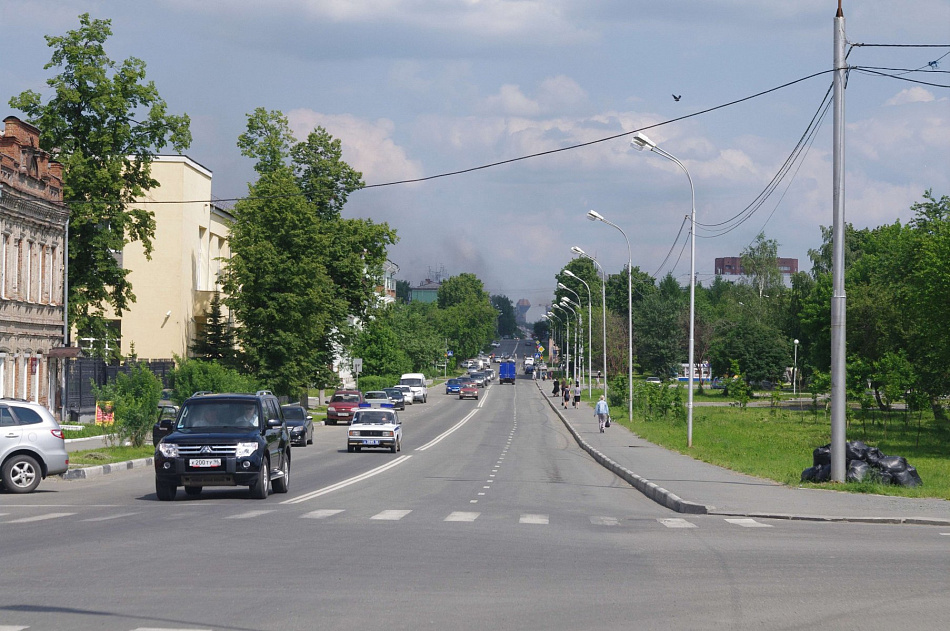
551,377 -> 611,433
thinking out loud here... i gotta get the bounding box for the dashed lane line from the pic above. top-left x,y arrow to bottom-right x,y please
444,511 -> 480,522
281,455 -> 412,504
725,518 -> 773,528
659,518 -> 698,529
4,512 -> 75,524
372,509 -> 412,520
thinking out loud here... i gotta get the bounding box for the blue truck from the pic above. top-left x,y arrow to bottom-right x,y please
499,360 -> 517,384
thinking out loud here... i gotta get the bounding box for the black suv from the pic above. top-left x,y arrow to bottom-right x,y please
154,392 -> 291,500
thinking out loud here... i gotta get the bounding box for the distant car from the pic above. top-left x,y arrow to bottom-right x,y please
391,385 -> 414,405
363,391 -> 393,408
445,379 -> 462,395
347,409 -> 402,453
645,376 -> 662,385
326,390 -> 365,425
459,381 -> 479,400
281,404 -> 314,446
383,387 -> 406,410
0,398 -> 69,494
469,372 -> 487,387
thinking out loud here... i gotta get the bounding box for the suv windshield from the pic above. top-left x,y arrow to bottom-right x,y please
178,401 -> 260,429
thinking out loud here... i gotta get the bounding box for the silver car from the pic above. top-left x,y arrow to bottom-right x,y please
1,399 -> 69,493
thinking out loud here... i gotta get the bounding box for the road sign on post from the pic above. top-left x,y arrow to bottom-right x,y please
353,358 -> 363,390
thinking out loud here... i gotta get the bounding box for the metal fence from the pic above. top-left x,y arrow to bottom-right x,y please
65,357 -> 175,418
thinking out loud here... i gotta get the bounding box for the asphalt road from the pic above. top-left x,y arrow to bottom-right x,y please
2,376 -> 947,631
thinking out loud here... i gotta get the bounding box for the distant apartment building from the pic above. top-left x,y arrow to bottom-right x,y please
409,278 -> 441,303
0,116 -> 69,407
714,256 -> 798,276
103,155 -> 234,359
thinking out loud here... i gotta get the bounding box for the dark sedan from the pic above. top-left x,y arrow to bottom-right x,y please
383,387 -> 407,410
281,404 -> 314,446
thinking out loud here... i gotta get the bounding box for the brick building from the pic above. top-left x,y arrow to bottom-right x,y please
714,256 -> 798,276
0,116 -> 70,408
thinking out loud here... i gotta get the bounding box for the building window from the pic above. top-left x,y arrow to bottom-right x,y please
197,226 -> 207,290
0,233 -> 6,300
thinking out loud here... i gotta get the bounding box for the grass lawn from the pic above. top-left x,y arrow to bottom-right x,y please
621,403 -> 950,500
68,445 -> 155,467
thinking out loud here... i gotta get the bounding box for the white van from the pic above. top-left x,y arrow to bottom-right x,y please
399,373 -> 428,403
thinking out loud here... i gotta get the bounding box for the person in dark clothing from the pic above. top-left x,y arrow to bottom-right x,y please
552,378 -> 560,396
562,385 -> 570,409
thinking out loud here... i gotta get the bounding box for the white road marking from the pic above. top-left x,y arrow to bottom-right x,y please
372,510 -> 412,520
5,512 -> 74,524
225,510 -> 274,520
82,512 -> 141,522
0,625 -> 29,631
282,455 -> 412,503
658,518 -> 697,529
416,411 -> 478,451
131,627 -> 212,630
590,516 -> 620,526
725,518 -> 773,528
520,514 -> 549,525
470,499 -> 478,503
445,511 -> 480,522
301,509 -> 345,519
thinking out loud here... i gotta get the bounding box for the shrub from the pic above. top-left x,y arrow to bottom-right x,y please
357,375 -> 399,393
168,357 -> 260,403
607,373 -> 627,410
93,362 -> 162,448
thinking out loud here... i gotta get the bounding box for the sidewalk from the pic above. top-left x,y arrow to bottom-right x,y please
538,382 -> 950,525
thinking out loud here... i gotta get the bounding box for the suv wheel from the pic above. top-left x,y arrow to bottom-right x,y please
156,479 -> 177,501
273,454 -> 290,494
250,458 -> 270,499
2,454 -> 41,494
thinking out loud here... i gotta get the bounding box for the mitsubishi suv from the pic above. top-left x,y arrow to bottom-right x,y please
154,391 -> 290,500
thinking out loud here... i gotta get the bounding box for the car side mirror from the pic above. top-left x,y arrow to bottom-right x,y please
306,415 -> 313,421
267,418 -> 282,428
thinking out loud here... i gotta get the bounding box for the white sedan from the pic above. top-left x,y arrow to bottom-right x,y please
391,384 -> 414,405
363,390 -> 392,408
347,409 -> 402,453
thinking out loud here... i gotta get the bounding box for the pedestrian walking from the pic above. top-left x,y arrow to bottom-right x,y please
596,370 -> 603,388
594,395 -> 610,433
562,384 -> 570,409
552,378 -> 560,397
572,381 -> 581,408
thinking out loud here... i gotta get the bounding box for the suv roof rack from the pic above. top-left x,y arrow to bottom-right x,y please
255,390 -> 273,396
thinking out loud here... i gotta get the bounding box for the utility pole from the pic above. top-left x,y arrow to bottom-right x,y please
830,0 -> 848,482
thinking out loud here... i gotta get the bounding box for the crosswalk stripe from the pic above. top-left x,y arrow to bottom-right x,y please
82,512 -> 141,522
445,511 -> 480,522
5,512 -> 75,524
301,509 -> 345,519
658,518 -> 697,529
725,518 -> 773,528
0,625 -> 29,630
225,510 -> 275,520
130,627 -> 212,630
520,514 -> 548,525
372,510 -> 412,520
590,516 -> 620,526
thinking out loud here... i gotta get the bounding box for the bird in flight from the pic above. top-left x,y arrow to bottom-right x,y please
672,94 -> 682,101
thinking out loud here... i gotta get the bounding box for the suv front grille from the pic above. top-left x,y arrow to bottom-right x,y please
177,444 -> 238,456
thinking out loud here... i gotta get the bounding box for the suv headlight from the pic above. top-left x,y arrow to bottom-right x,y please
158,443 -> 179,458
236,442 -> 258,458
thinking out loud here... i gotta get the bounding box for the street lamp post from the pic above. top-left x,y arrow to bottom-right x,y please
558,283 -> 584,390
552,303 -> 571,383
564,270 -> 593,398
793,339 -> 800,396
630,132 -> 696,448
546,311 -> 561,366
587,210 -> 633,423
556,300 -> 579,386
572,247 -> 608,402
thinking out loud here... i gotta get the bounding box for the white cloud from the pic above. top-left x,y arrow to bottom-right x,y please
482,85 -> 541,117
287,110 -> 425,185
885,87 -> 936,107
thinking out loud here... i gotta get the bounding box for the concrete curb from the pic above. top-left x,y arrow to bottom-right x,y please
538,382 -> 708,515
61,457 -> 154,480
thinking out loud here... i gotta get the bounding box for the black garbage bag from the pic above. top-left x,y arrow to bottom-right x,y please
847,460 -> 871,483
865,446 -> 884,467
878,471 -> 894,486
876,455 -> 909,474
813,444 -> 831,467
801,464 -> 831,483
846,440 -> 870,463
888,466 -> 923,488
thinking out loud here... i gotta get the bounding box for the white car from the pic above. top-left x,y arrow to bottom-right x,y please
347,409 -> 402,453
363,391 -> 392,408
391,384 -> 414,405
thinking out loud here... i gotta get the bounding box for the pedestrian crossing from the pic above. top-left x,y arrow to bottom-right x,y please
0,507 -> 779,530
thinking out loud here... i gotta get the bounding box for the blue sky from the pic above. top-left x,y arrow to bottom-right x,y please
2,0 -> 948,321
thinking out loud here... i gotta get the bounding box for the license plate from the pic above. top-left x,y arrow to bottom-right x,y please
339,411 -> 350,416
363,440 -> 380,445
189,458 -> 221,468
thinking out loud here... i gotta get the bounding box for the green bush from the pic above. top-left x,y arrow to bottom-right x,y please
357,375 -> 399,393
93,362 -> 162,448
607,373 -> 627,411
168,357 -> 260,403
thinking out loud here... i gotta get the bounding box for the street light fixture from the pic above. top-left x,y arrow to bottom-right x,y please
587,209 -> 633,423
551,304 -> 571,383
572,246 -> 608,401
561,297 -> 583,387
563,269 -> 593,398
557,300 -> 579,386
630,132 -> 697,448
558,283 -> 584,390
793,339 -> 800,396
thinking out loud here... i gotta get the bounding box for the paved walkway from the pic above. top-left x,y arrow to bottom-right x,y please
538,382 -> 950,525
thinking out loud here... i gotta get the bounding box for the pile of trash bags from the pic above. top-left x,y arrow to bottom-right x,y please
801,440 -> 923,487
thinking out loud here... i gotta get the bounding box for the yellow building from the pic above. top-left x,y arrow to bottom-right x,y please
104,155 -> 234,359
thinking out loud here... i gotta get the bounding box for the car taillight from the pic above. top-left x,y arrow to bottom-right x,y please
51,429 -> 64,440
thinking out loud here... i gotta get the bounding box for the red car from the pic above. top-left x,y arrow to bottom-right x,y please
458,379 -> 479,400
326,390 -> 365,425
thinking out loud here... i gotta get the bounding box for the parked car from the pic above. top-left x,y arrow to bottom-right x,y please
326,390 -> 365,425
391,385 -> 414,405
645,376 -> 662,385
153,391 -> 290,500
347,409 -> 402,453
363,390 -> 393,409
383,387 -> 406,410
281,404 -> 314,446
445,378 -> 462,395
0,398 -> 69,494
